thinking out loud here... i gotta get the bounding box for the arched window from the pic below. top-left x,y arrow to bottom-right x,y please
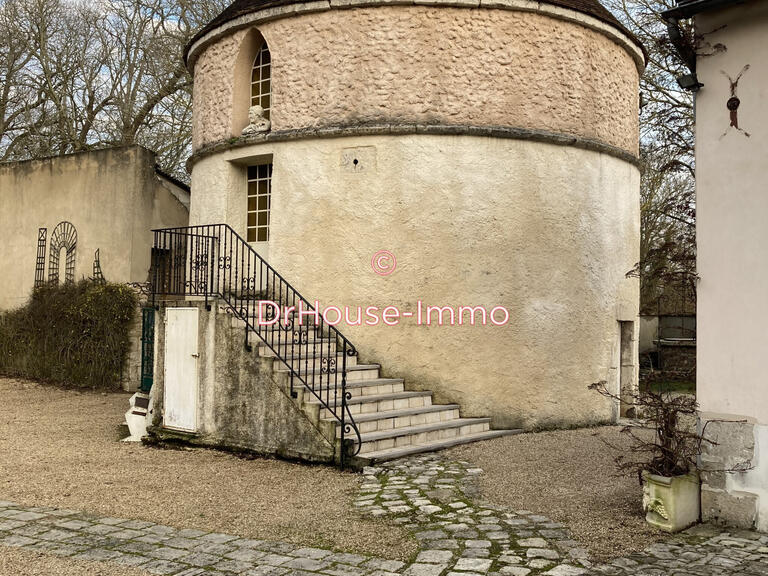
251,43 -> 271,120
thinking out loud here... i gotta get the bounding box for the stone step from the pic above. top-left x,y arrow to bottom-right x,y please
256,327 -> 326,340
311,378 -> 405,398
311,391 -> 432,419
357,417 -> 492,454
257,338 -> 336,357
275,363 -> 380,382
265,349 -> 353,362
243,309 -> 322,327
229,313 -> 319,334
360,429 -> 524,462
329,404 -> 461,434
228,318 -> 327,346
269,352 -> 359,371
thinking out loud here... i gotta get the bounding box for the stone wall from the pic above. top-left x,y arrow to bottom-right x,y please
0,146 -> 190,310
121,300 -> 145,393
659,342 -> 696,378
0,146 -> 190,392
695,1 -> 768,531
190,134 -> 640,430
699,419 -> 766,530
191,4 -> 640,154
185,0 -> 641,429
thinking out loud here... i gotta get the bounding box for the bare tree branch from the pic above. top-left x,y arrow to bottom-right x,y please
0,0 -> 228,181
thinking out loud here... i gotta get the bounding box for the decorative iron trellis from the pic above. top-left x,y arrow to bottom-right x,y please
92,249 -> 106,284
48,221 -> 78,284
34,228 -> 47,288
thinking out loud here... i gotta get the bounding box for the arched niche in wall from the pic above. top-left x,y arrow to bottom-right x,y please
232,28 -> 270,137
48,221 -> 78,284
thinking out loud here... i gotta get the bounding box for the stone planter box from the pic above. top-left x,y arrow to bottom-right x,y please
642,471 -> 700,532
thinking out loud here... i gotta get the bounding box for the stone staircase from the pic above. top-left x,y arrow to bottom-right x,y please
249,320 -> 522,463
151,223 -> 520,467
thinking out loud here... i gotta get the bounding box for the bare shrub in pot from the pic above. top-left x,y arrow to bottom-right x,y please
589,381 -> 749,532
590,381 -> 700,478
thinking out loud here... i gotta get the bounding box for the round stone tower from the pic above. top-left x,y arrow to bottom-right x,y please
185,0 -> 644,429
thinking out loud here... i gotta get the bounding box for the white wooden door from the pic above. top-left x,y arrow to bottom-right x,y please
163,308 -> 199,432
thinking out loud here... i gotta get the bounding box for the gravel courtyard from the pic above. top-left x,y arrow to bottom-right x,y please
0,377 -> 415,560
0,376 -> 704,571
2,457 -> 767,576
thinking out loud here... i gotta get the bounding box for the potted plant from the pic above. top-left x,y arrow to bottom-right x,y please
589,381 -> 703,532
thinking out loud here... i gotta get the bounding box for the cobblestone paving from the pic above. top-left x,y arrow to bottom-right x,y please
2,453 -> 768,575
358,455 -> 768,576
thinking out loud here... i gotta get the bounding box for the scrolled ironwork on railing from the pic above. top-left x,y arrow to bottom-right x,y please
149,224 -> 361,467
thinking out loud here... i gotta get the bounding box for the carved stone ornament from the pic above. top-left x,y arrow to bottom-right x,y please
242,105 -> 271,135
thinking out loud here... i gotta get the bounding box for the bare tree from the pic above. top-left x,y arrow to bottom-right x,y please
22,0 -> 114,155
605,0 -> 695,170
0,0 -> 228,180
606,0 -> 697,313
0,0 -> 40,160
638,148 -> 695,315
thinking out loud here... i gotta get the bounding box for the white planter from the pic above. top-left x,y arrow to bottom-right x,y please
642,471 -> 700,532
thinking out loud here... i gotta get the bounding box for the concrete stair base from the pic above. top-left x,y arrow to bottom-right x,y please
228,308 -> 521,463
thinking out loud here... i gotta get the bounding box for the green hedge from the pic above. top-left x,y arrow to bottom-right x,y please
0,281 -> 137,389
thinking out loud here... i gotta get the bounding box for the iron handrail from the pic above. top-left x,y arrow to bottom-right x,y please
149,223 -> 361,467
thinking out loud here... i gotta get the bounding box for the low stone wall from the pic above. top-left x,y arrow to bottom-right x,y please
147,301 -> 338,463
699,418 -> 766,530
659,342 -> 696,378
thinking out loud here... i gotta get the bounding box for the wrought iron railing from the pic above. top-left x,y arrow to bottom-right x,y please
149,224 -> 360,467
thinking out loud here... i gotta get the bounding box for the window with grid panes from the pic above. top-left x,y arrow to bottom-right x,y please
251,43 -> 271,120
247,164 -> 272,242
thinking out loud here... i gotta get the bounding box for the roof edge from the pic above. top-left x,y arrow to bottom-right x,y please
662,0 -> 748,19
154,167 -> 191,193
